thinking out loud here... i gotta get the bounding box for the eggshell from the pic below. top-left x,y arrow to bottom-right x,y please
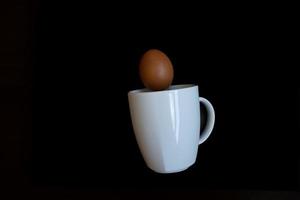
139,49 -> 174,91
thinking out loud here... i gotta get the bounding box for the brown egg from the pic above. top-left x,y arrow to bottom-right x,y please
139,49 -> 174,91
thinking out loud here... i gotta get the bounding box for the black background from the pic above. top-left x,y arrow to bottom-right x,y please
1,0 -> 300,196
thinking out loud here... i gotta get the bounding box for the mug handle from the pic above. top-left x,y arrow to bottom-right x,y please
198,97 -> 215,145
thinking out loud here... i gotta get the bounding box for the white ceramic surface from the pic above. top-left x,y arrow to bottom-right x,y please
128,84 -> 215,173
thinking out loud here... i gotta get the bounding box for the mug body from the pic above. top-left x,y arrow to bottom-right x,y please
128,85 -> 200,173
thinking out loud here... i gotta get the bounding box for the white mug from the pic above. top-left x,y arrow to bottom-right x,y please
128,84 -> 215,173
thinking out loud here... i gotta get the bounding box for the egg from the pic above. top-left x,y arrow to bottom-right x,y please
139,49 -> 174,91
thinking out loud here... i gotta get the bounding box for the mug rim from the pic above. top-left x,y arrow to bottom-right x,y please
128,84 -> 197,95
